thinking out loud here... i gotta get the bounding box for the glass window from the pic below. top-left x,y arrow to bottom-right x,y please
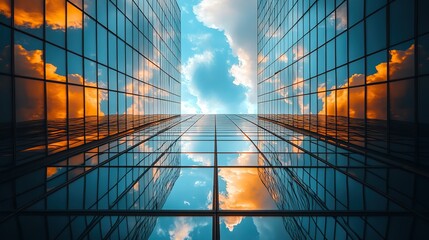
97,24 -> 107,65
46,43 -> 66,82
418,0 -> 429,34
46,0 -> 65,46
109,69 -> 117,90
0,0 -> 11,25
15,78 -> 45,122
418,34 -> 429,75
335,2 -> 347,33
84,59 -> 97,86
14,32 -> 44,79
336,31 -> 347,66
97,0 -> 107,26
108,32 -> 117,68
68,85 -> 84,119
349,59 -> 365,86
84,14 -> 96,60
0,25 -> 11,73
349,23 -> 364,61
14,0 -> 43,37
67,52 -> 83,84
108,1 -> 117,33
350,86 -> 364,119
389,41 -> 415,80
67,2 -> 83,54
366,8 -> 386,54
327,40 -> 335,70
366,51 -> 386,83
348,0 -> 363,26
390,79 -> 415,122
98,64 -> 108,89
84,0 -> 96,17
418,77 -> 429,124
365,0 -> 386,16
367,83 -> 387,120
46,82 -> 67,152
390,0 -> 414,45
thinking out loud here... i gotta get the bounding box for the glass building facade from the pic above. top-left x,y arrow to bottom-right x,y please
0,0 -> 181,168
1,115 -> 428,239
257,0 -> 429,165
1,0 -> 429,239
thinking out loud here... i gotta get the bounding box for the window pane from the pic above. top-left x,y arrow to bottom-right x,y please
14,0 -> 43,37
67,2 -> 82,54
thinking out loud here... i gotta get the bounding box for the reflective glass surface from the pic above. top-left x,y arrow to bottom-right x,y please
1,115 -> 428,239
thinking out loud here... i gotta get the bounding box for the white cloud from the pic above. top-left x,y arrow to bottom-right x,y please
193,0 -> 257,113
182,51 -> 234,114
184,201 -> 191,206
168,217 -> 209,240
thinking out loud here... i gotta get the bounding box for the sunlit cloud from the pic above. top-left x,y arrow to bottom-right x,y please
219,153 -> 275,231
1,0 -> 82,30
194,0 -> 257,113
14,44 -> 104,121
168,217 -> 209,240
320,44 -> 414,119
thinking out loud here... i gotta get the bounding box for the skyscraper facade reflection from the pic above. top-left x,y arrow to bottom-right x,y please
257,0 -> 429,164
0,0 -> 181,167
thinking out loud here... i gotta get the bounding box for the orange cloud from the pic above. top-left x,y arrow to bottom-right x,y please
1,0 -> 82,30
14,44 -> 104,121
219,154 -> 275,231
0,1 -> 10,18
319,44 -> 414,119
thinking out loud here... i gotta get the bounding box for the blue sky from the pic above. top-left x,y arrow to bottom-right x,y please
178,0 -> 257,114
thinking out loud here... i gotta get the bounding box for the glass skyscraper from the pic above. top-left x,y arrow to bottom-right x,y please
0,0 -> 181,168
1,0 -> 429,239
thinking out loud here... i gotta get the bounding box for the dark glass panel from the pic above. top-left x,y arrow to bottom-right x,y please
365,0 -> 385,16
418,0 -> 429,34
389,42 -> 415,81
418,34 -> 429,75
390,0 -> 414,45
418,77 -> 429,124
0,76 -> 12,166
366,8 -> 386,54
0,24 -> 11,73
390,79 -> 415,122
349,22 -> 364,61
336,31 -> 347,66
348,0 -> 363,26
